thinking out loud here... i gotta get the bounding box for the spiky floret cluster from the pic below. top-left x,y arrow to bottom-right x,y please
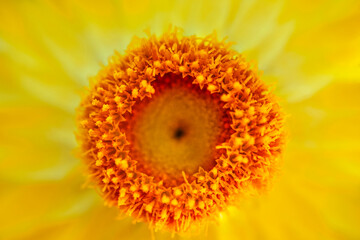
77,28 -> 285,232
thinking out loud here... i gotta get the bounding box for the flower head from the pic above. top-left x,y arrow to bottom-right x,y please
77,28 -> 284,232
1,0 -> 360,239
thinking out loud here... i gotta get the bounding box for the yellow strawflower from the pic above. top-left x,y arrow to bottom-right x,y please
0,0 -> 359,239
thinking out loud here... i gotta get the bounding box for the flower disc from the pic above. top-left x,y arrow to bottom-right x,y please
77,28 -> 285,232
128,73 -> 230,186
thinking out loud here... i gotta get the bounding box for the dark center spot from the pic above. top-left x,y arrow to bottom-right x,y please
173,128 -> 185,140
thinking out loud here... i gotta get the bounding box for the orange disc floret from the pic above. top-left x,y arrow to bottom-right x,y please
76,27 -> 285,232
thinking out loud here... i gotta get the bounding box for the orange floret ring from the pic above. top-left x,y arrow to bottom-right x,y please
77,27 -> 285,232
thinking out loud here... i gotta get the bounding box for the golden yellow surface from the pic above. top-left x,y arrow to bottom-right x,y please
0,0 -> 359,239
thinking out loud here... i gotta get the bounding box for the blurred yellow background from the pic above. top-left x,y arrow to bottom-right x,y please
0,0 -> 359,239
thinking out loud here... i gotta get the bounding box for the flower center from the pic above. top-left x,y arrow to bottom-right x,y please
173,127 -> 185,139
128,74 -> 227,185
